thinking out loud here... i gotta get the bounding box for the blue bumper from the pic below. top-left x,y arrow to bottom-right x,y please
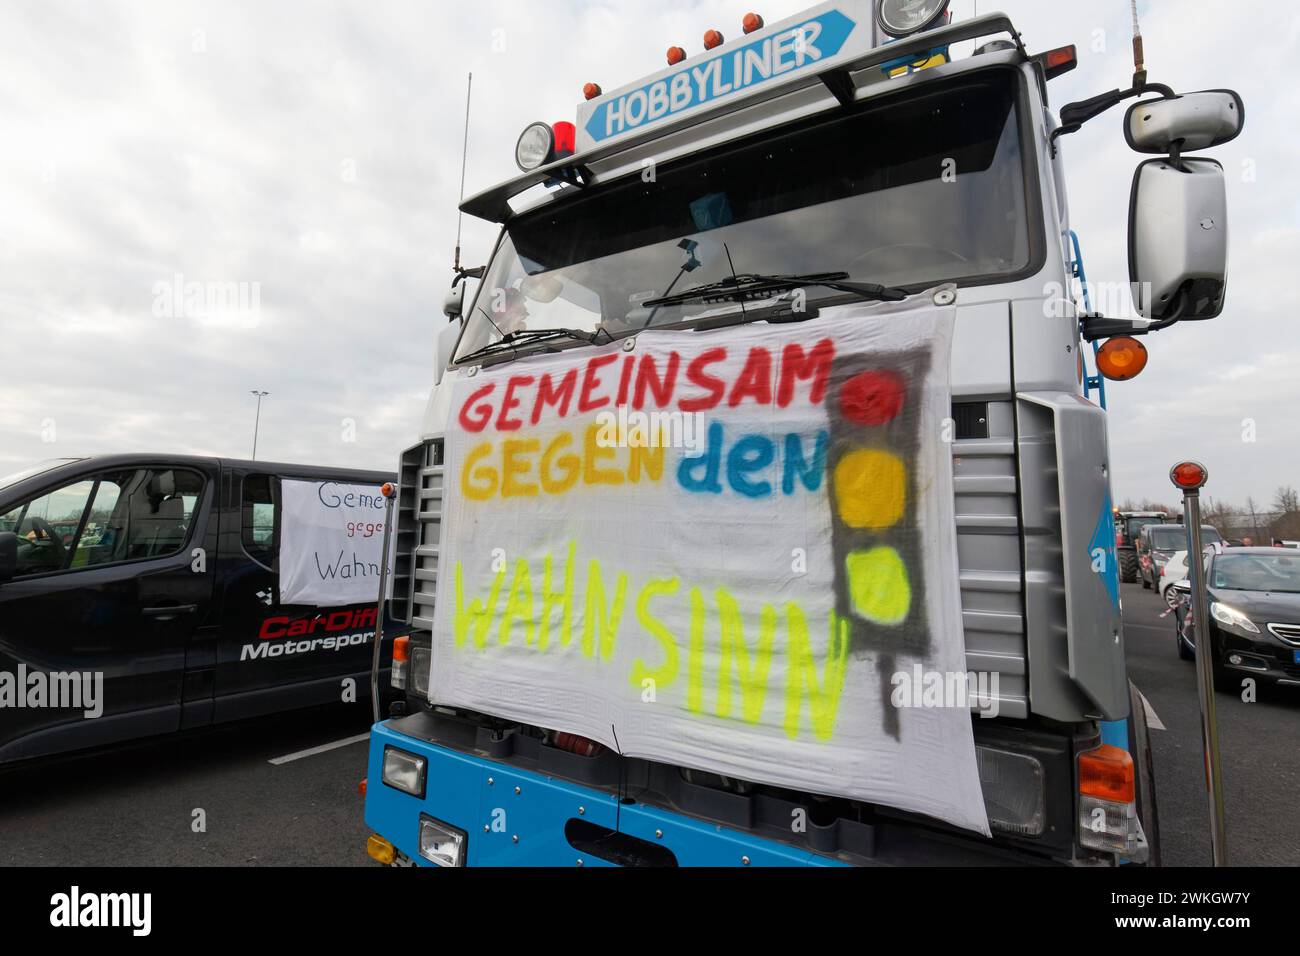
364,721 -> 847,867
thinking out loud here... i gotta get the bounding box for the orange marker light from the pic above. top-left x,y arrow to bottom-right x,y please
1078,744 -> 1135,803
1046,46 -> 1076,70
583,82 -> 602,101
743,12 -> 764,33
392,635 -> 410,663
366,834 -> 396,865
380,482 -> 395,499
1095,335 -> 1148,381
667,45 -> 686,65
703,29 -> 724,49
1170,461 -> 1209,490
358,778 -> 368,797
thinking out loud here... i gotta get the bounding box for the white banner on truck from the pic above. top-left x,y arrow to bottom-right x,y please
280,480 -> 392,607
429,292 -> 989,834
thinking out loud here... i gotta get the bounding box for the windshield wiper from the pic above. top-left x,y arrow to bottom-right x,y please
457,322 -> 600,366
641,272 -> 909,309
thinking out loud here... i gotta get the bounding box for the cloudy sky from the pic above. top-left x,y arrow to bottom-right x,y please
1,0 -> 1296,509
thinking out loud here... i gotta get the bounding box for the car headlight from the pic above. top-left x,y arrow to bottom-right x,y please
382,746 -> 427,797
419,815 -> 466,867
410,643 -> 431,699
1210,602 -> 1259,634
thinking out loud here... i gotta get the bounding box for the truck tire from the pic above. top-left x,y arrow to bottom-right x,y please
1119,550 -> 1138,584
1127,681 -> 1162,866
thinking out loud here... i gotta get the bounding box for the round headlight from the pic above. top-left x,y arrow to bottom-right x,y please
875,0 -> 950,38
515,122 -> 555,172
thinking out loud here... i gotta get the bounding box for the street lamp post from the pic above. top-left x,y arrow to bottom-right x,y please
250,390 -> 269,460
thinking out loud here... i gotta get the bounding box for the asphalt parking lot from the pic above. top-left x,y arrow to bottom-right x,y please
1123,582 -> 1300,866
0,704 -> 375,866
0,582 -> 1295,867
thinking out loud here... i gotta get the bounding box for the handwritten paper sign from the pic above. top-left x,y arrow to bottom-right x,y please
429,295 -> 988,834
280,480 -> 391,607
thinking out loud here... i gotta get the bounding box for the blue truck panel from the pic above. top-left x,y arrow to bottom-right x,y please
365,721 -> 847,867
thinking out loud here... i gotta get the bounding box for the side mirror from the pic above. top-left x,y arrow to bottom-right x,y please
1124,90 -> 1244,154
0,531 -> 17,584
1129,157 -> 1227,322
442,284 -> 466,321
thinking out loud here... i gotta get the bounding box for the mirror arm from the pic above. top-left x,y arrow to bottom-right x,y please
453,265 -> 485,286
1051,82 -> 1176,157
1079,297 -> 1187,341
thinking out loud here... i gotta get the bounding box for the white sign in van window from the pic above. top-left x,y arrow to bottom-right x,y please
279,480 -> 392,607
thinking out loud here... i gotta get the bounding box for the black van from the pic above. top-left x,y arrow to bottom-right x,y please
0,454 -> 397,765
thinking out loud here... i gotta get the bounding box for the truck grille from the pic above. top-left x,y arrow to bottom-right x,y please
952,400 -> 1027,719
390,439 -> 443,628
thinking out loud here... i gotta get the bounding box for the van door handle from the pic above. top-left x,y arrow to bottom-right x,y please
142,604 -> 198,619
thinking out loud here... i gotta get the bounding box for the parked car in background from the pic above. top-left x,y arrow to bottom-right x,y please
1158,550 -> 1189,608
1171,547 -> 1300,684
1138,523 -> 1223,591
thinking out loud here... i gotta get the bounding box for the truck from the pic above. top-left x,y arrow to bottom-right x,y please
0,454 -> 396,764
363,1 -> 1242,866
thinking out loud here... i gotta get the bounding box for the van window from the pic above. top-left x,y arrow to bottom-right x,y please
242,475 -> 277,566
1,480 -> 97,577
71,468 -> 205,567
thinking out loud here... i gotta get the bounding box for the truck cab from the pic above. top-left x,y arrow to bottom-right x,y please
364,2 -> 1241,867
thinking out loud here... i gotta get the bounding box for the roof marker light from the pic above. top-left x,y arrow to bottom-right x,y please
582,82 -> 602,101
667,45 -> 686,65
1033,44 -> 1078,81
703,29 -> 724,50
743,13 -> 764,34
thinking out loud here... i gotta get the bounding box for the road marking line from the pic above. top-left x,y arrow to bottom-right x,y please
1139,690 -> 1166,732
268,732 -> 371,765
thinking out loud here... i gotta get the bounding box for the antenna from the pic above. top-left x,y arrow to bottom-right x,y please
453,72 -> 473,277
1130,0 -> 1147,87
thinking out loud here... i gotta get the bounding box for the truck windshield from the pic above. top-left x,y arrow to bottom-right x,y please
455,70 -> 1034,363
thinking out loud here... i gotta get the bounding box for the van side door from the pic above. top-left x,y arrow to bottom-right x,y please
213,470 -> 379,721
0,464 -> 216,763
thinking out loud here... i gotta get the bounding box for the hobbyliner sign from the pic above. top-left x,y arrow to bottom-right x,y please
429,293 -> 989,835
576,0 -> 871,151
279,480 -> 393,607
